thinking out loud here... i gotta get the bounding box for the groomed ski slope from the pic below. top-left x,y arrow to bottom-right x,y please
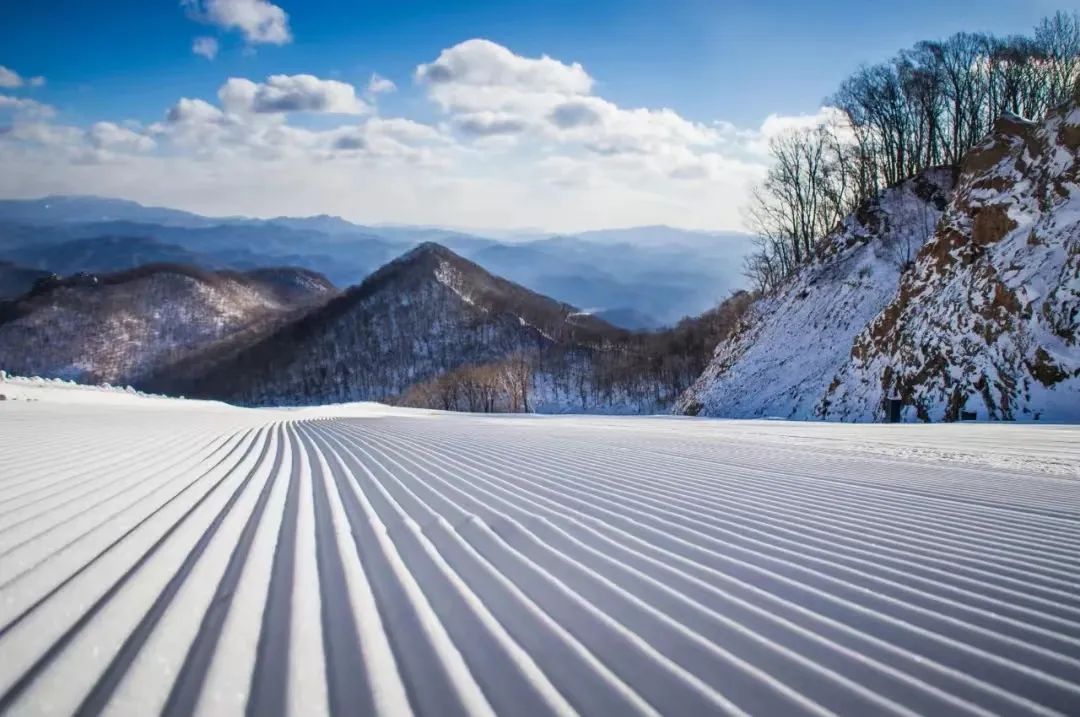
1,380 -> 1079,716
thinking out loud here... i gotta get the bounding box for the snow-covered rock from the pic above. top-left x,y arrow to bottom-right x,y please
680,97 -> 1080,422
822,101 -> 1080,422
677,169 -> 954,419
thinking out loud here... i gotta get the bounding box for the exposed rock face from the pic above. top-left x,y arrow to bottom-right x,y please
680,100 -> 1080,422
820,102 -> 1080,422
676,168 -> 954,419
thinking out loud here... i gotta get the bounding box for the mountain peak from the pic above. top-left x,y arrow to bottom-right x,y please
400,241 -> 458,262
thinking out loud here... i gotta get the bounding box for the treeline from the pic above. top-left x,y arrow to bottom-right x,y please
395,353 -> 533,412
396,291 -> 754,413
746,11 -> 1080,292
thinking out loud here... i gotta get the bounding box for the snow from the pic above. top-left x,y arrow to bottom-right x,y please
683,99 -> 1080,424
2,380 -> 1079,715
825,100 -> 1080,422
679,169 -> 953,420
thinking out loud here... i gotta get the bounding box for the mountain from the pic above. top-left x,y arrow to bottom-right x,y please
462,234 -> 751,327
0,261 -> 51,301
179,243 -> 623,405
820,105 -> 1080,422
2,235 -> 209,275
259,214 -> 371,236
677,169 -> 954,418
0,197 -> 755,327
0,195 -> 217,228
0,264 -> 336,386
592,307 -> 662,330
679,98 -> 1080,422
573,225 -> 755,248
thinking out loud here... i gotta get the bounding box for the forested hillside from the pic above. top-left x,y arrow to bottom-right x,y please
821,103 -> 1080,421
680,12 -> 1080,422
0,264 -> 335,386
179,243 -> 751,412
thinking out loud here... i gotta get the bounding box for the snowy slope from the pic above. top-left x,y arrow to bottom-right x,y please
822,103 -> 1080,422
1,380 -> 1079,715
0,265 -> 335,386
677,169 -> 953,418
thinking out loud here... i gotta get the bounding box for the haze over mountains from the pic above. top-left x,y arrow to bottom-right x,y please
1,100 -> 1078,422
0,195 -> 753,328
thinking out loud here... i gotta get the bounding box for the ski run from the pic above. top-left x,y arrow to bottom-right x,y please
1,380 -> 1079,716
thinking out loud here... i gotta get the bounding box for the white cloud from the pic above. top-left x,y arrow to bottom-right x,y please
183,0 -> 291,45
218,75 -> 368,114
88,122 -> 156,153
0,66 -> 45,89
414,40 -> 721,156
192,36 -> 220,60
149,91 -> 447,167
452,111 -> 529,137
366,73 -> 397,96
0,95 -> 56,118
417,39 -> 592,98
0,40 -> 855,232
165,97 -> 227,124
745,106 -> 851,154
2,121 -> 81,147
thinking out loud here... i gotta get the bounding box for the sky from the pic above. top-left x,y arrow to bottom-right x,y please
0,0 -> 1057,232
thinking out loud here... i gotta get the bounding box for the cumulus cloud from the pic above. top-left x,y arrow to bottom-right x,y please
1,39 -> 853,231
0,66 -> 45,89
165,97 -> 227,124
2,121 -> 81,147
218,75 -> 368,115
416,39 -> 592,96
0,95 -> 56,118
192,36 -> 220,60
183,0 -> 291,45
548,100 -> 602,129
87,122 -> 156,153
366,73 -> 397,96
366,117 -> 446,144
148,91 -> 447,167
413,38 -> 722,164
453,111 -> 529,137
744,106 -> 852,154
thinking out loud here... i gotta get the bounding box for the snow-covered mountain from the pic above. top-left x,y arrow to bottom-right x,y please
679,98 -> 1080,422
677,169 -> 954,418
181,242 -> 623,405
0,198 -> 753,328
0,264 -> 335,386
822,103 -> 1080,422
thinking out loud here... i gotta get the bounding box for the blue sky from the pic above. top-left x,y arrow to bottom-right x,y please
0,0 -> 1059,230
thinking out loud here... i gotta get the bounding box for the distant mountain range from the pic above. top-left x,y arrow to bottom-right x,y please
0,242 -> 748,413
0,195 -> 754,328
4,102 -> 1072,421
